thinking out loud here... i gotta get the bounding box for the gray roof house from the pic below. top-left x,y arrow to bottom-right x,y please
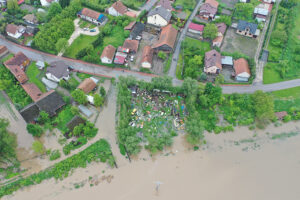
236,20 -> 259,38
46,61 -> 70,82
221,56 -> 233,66
147,6 -> 171,27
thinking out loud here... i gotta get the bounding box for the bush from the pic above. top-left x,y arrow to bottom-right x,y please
27,124 -> 44,137
283,115 -> 292,123
32,141 -> 45,154
100,86 -> 106,97
49,150 -> 61,161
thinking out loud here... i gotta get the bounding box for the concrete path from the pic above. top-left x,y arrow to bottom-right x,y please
168,0 -> 204,78
57,19 -> 99,57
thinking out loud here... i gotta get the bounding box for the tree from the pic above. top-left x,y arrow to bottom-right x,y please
214,15 -> 232,26
234,3 -> 255,21
203,82 -> 222,108
279,60 -> 289,78
47,3 -> 62,21
100,86 -> 106,97
252,90 -> 275,125
38,111 -> 50,124
94,94 -> 104,107
215,74 -> 224,85
203,23 -> 218,40
71,89 -> 88,104
182,77 -> 198,110
199,72 -> 207,82
271,30 -> 288,47
27,124 -> 44,137
158,51 -> 167,60
186,112 -> 205,145
152,76 -> 172,90
32,141 -> 45,154
71,106 -> 79,115
55,38 -> 68,52
59,0 -> 70,8
0,118 -> 17,165
7,0 -> 19,14
184,55 -> 203,78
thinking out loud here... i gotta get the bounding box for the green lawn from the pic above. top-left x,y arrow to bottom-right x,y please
176,53 -> 183,80
271,86 -> 300,112
263,63 -> 284,84
77,73 -> 92,81
1,54 -> 13,63
174,0 -> 196,11
122,0 -> 144,8
26,62 -> 47,92
64,34 -> 98,58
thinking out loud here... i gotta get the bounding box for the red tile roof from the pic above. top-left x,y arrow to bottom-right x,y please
234,58 -> 250,75
22,83 -> 43,102
216,23 -> 227,35
123,39 -> 139,52
188,23 -> 204,32
4,64 -> 28,84
80,8 -> 101,20
77,78 -> 97,94
101,45 -> 116,60
5,52 -> 29,67
152,24 -> 178,49
157,0 -> 173,10
111,1 -> 127,15
205,49 -> 222,70
205,0 -> 219,8
0,45 -> 8,55
124,21 -> 136,30
141,46 -> 154,64
6,24 -> 19,35
213,35 -> 223,43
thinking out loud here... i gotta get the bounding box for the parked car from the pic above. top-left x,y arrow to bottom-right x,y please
130,55 -> 134,62
90,29 -> 96,32
68,65 -> 75,71
83,28 -> 89,31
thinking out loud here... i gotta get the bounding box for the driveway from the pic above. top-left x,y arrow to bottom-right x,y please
57,19 -> 99,56
168,0 -> 204,78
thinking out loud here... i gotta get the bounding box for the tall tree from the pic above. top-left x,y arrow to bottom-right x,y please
186,112 -> 205,145
59,0 -> 71,8
252,90 -> 275,125
7,0 -> 19,14
47,2 -> 63,21
71,89 -> 88,104
203,23 -> 218,40
0,118 -> 17,165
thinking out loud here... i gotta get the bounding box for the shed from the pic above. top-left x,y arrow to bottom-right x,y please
42,77 -> 58,90
78,105 -> 93,118
221,56 -> 233,67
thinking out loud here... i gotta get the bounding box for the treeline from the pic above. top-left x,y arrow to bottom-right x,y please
32,1 -> 82,54
0,139 -> 114,198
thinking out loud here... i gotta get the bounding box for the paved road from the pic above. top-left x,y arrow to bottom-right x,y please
168,0 -> 204,78
140,0 -> 157,11
1,37 -> 300,94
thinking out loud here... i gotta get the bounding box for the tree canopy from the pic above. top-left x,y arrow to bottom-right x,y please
203,23 -> 218,40
0,118 -> 17,165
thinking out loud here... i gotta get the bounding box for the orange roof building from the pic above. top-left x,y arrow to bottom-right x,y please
152,24 -> 178,52
77,78 -> 97,94
101,45 -> 116,64
123,39 -> 139,53
141,46 -> 154,69
22,83 -> 43,102
234,58 -> 251,82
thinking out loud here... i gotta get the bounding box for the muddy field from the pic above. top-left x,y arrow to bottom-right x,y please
221,28 -> 259,59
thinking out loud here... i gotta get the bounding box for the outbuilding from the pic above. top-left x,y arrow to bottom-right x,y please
234,58 -> 251,82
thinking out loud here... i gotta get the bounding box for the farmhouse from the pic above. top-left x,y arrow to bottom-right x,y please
199,0 -> 219,20
157,0 -> 173,11
5,52 -> 30,70
40,0 -> 58,7
108,1 -> 128,16
236,20 -> 259,38
23,14 -> 38,25
6,24 -> 25,39
147,6 -> 171,27
188,23 -> 204,35
204,49 -> 222,74
123,39 -> 139,53
233,58 -> 251,82
141,46 -> 154,69
152,24 -> 178,52
0,45 -> 8,58
101,45 -> 116,64
46,61 -> 70,82
77,78 -> 98,94
77,8 -> 107,25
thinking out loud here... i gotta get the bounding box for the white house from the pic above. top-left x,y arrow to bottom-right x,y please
141,46 -> 153,69
147,6 -> 171,27
234,58 -> 251,82
77,8 -> 107,25
40,0 -> 58,7
100,45 -> 116,64
108,1 -> 127,16
6,24 -> 25,39
46,61 -> 70,82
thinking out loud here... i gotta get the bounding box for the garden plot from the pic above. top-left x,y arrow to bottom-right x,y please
129,87 -> 188,145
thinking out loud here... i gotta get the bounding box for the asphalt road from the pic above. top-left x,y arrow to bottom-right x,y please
168,0 -> 204,78
1,37 -> 300,94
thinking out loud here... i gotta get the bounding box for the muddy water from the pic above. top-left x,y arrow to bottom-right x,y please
4,121 -> 300,200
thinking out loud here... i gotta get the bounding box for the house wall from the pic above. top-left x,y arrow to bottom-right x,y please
46,73 -> 61,82
236,75 -> 249,82
147,14 -> 168,27
204,66 -> 219,74
108,7 -> 122,16
213,41 -> 221,48
236,29 -> 254,38
142,62 -> 151,69
188,29 -> 202,35
7,32 -> 22,39
101,57 -> 113,64
78,14 -> 101,25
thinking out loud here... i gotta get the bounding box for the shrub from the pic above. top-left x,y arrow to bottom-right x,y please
49,150 -> 61,161
32,141 -> 45,154
283,115 -> 292,123
27,124 -> 44,137
100,86 -> 106,97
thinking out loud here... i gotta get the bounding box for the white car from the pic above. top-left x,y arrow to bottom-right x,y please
130,55 -> 134,62
136,36 -> 142,40
83,28 -> 89,31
